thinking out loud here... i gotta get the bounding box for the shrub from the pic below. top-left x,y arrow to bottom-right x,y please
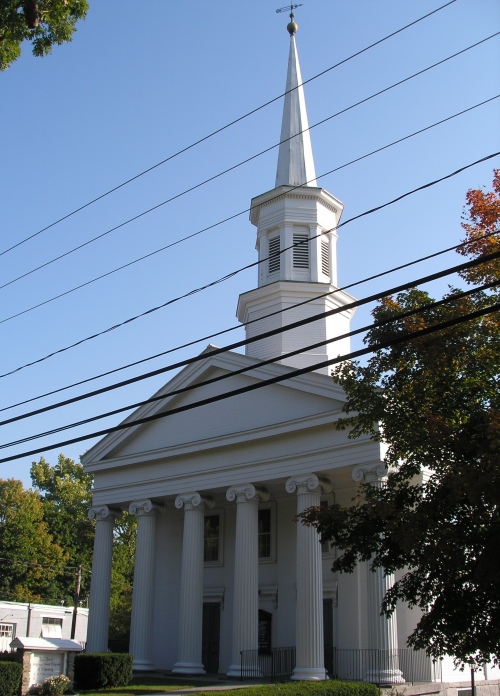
41,674 -> 71,696
0,661 -> 23,696
73,653 -> 133,690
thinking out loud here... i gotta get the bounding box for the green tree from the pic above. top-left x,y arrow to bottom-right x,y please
300,171 -> 500,666
109,513 -> 137,646
31,455 -> 95,604
0,0 -> 88,71
0,478 -> 67,602
31,454 -> 137,645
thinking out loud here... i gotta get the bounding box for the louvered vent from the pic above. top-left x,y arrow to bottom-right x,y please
321,239 -> 329,276
268,235 -> 281,274
293,234 -> 309,268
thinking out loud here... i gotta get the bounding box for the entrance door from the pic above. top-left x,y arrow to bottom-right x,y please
202,603 -> 220,675
323,599 -> 334,677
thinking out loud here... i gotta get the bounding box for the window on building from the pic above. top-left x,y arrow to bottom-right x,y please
268,235 -> 281,274
321,239 -> 329,276
41,617 -> 63,638
258,508 -> 272,559
0,624 -> 14,639
293,233 -> 309,268
204,513 -> 221,564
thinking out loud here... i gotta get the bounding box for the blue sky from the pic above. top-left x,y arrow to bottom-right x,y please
1,0 -> 499,487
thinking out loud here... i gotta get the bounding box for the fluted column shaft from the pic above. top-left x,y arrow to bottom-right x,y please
226,484 -> 269,677
286,474 -> 331,681
129,499 -> 162,671
87,506 -> 121,653
352,464 -> 404,684
173,493 -> 213,675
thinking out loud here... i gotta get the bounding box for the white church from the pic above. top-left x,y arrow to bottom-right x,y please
81,21 -> 490,686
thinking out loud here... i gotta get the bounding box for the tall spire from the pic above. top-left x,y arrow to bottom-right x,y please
275,28 -> 317,188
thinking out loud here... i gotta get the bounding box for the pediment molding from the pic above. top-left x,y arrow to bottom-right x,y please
82,349 -> 347,465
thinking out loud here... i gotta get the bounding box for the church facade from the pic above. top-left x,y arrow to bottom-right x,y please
82,26 -> 419,682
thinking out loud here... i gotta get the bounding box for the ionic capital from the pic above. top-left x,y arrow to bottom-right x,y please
352,462 -> 387,485
129,499 -> 164,517
226,483 -> 269,504
175,492 -> 214,511
285,473 -> 332,496
88,505 -> 122,522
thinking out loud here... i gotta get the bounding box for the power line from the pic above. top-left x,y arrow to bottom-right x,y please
1,300 -> 497,465
2,32 -> 497,294
1,151 -> 498,381
2,247 -> 498,431
0,0 -> 458,259
3,225 -> 498,416
2,98 -> 496,329
3,275 -> 497,448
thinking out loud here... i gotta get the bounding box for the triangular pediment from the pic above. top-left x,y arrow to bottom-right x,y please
82,348 -> 347,468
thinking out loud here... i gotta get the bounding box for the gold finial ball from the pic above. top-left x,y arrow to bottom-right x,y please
287,20 -> 298,36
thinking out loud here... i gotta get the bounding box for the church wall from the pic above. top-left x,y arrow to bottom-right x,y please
336,561 -> 366,650
152,509 -> 182,669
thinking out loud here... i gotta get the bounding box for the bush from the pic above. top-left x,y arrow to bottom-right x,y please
0,654 -> 19,664
0,661 -> 23,696
73,653 -> 133,690
41,675 -> 71,696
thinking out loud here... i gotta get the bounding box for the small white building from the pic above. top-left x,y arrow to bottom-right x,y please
81,24 -> 499,687
0,600 -> 88,652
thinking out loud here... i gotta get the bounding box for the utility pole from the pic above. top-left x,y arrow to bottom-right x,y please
70,566 -> 82,640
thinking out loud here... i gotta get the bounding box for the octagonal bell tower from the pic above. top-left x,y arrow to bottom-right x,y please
237,23 -> 356,375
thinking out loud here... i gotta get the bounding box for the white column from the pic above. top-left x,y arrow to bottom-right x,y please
286,473 -> 331,681
352,464 -> 404,684
173,492 -> 213,675
226,484 -> 269,678
129,499 -> 162,671
86,505 -> 121,653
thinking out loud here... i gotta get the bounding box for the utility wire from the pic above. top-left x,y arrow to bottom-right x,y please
2,248 -> 499,432
2,31 -> 497,294
2,275 -> 497,448
3,97 -> 497,329
1,301 -> 497,465
1,152 -> 498,381
3,225 -> 498,415
0,0 -> 458,258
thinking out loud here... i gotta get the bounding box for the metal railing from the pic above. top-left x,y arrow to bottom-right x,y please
331,648 -> 439,685
240,647 -> 296,681
240,647 -> 437,684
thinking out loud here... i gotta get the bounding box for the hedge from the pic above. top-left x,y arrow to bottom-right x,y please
195,683 -> 380,696
0,661 -> 23,696
74,653 -> 133,690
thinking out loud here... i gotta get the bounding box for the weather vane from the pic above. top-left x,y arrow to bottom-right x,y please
276,4 -> 302,36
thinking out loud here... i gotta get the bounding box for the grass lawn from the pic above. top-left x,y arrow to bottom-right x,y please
79,675 -> 219,696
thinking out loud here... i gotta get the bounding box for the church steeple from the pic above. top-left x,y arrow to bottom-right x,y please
236,23 -> 356,375
275,33 -> 317,188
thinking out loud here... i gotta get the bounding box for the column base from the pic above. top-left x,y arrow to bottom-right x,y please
172,662 -> 206,675
291,667 -> 327,681
365,669 -> 405,685
132,660 -> 155,672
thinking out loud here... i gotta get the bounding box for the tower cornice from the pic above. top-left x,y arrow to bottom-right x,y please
249,185 -> 343,227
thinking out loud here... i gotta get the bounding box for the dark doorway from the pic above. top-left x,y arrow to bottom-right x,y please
258,609 -> 272,654
202,602 -> 220,674
323,598 -> 334,677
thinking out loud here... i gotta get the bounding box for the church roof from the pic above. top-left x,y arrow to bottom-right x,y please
275,34 -> 317,188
